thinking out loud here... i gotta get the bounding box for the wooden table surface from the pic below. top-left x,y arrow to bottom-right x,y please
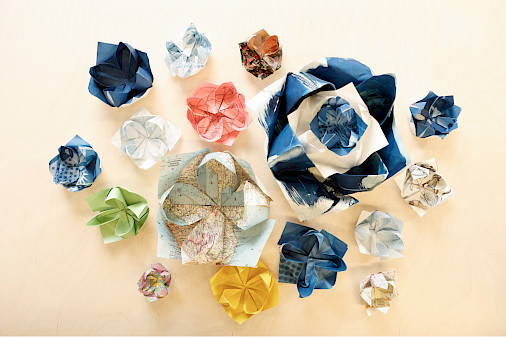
1,0 -> 505,335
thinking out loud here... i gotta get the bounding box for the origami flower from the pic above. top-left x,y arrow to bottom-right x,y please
354,210 -> 404,259
239,29 -> 282,79
278,222 -> 347,298
156,148 -> 275,267
111,108 -> 181,169
86,187 -> 149,244
137,263 -> 173,302
394,158 -> 454,217
410,91 -> 461,139
89,42 -> 153,107
360,271 -> 398,316
165,23 -> 212,78
49,135 -> 101,192
210,261 -> 279,324
249,57 -> 410,221
187,82 -> 252,145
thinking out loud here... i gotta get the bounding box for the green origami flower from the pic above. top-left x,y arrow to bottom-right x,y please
86,187 -> 149,243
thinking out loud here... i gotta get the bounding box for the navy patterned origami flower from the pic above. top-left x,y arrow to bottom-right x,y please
49,135 -> 101,192
89,42 -> 153,107
278,222 -> 347,298
409,91 -> 461,139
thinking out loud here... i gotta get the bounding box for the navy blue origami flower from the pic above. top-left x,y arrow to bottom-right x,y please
49,135 -> 101,192
89,42 -> 153,107
278,222 -> 347,298
409,91 -> 461,139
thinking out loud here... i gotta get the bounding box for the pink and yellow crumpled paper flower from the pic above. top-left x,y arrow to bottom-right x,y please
137,263 -> 173,302
186,82 -> 252,146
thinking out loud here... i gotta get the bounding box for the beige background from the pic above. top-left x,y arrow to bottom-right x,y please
1,0 -> 505,335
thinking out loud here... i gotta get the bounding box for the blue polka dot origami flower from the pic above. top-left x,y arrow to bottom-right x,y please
49,135 -> 101,192
409,91 -> 461,139
89,42 -> 153,107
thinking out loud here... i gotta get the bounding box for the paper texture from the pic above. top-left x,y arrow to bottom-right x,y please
137,263 -> 173,302
359,271 -> 398,316
49,135 -> 101,192
239,29 -> 282,79
156,148 -> 275,266
210,261 -> 279,324
111,108 -> 181,169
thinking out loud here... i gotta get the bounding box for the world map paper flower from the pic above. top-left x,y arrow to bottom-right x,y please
111,108 -> 181,169
165,23 -> 212,78
360,271 -> 398,316
410,91 -> 461,139
86,187 -> 149,244
278,222 -> 347,298
210,261 -> 279,324
137,263 -> 173,302
156,148 -> 275,267
248,57 -> 410,221
394,158 -> 454,217
49,135 -> 101,192
239,29 -> 282,79
187,82 -> 252,145
354,210 -> 404,259
89,42 -> 153,107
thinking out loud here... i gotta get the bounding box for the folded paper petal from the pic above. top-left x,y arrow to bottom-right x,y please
248,57 -> 410,221
359,271 -> 398,316
137,263 -> 173,302
239,29 -> 282,79
49,135 -> 101,192
210,261 -> 279,323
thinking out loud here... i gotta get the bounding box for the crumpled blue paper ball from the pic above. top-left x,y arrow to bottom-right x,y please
278,222 -> 347,298
49,135 -> 101,192
409,91 -> 461,139
89,42 -> 153,107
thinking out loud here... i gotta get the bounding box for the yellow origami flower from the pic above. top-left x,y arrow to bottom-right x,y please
210,261 -> 279,324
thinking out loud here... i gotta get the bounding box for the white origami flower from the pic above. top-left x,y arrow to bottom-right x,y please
354,210 -> 404,259
359,271 -> 398,316
112,108 -> 181,169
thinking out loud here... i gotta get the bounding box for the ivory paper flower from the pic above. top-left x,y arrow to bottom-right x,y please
360,271 -> 398,316
111,108 -> 181,169
248,57 -> 410,221
86,187 -> 149,244
89,42 -> 153,107
210,261 -> 279,324
137,263 -> 173,302
354,210 -> 404,259
187,82 -> 252,145
156,148 -> 275,266
410,91 -> 461,139
239,29 -> 282,79
165,23 -> 212,78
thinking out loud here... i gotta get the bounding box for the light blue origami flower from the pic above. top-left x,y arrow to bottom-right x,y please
165,23 -> 212,78
49,135 -> 101,192
278,222 -> 347,298
409,91 -> 461,139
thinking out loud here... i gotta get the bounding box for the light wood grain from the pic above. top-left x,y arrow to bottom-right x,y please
0,0 -> 505,335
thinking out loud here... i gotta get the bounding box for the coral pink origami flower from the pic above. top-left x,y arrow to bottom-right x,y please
187,82 -> 252,145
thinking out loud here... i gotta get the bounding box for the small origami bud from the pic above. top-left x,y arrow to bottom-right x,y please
138,263 -> 173,302
239,29 -> 282,79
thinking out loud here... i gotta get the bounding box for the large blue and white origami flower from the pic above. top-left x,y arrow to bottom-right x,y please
89,42 -> 153,107
49,135 -> 101,192
409,91 -> 461,139
278,222 -> 347,298
165,23 -> 212,78
248,57 -> 410,221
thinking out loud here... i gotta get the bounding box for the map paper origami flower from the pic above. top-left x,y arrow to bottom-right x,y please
137,263 -> 173,302
187,82 -> 252,145
49,135 -> 101,192
239,29 -> 282,79
89,42 -> 153,107
210,261 -> 279,324
111,108 -> 181,169
86,187 -> 149,244
278,222 -> 347,298
360,271 -> 398,316
354,210 -> 404,259
165,23 -> 212,78
156,148 -> 275,266
394,158 -> 454,217
248,57 -> 410,221
410,91 -> 461,139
